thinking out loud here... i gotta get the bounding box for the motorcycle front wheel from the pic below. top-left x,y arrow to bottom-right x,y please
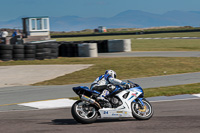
71,100 -> 98,124
131,98 -> 153,120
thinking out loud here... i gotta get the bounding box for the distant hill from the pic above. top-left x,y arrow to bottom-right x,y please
1,10 -> 200,31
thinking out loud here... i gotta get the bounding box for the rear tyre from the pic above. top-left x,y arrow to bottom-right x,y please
131,98 -> 153,120
71,100 -> 98,124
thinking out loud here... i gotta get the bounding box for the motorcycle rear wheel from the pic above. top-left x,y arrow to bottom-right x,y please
71,100 -> 98,124
131,98 -> 153,120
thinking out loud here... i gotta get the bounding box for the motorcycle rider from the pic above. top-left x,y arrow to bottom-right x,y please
90,70 -> 130,101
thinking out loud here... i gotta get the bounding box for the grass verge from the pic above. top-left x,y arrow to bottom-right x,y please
131,39 -> 200,51
31,57 -> 200,85
144,83 -> 200,97
1,57 -> 199,86
69,83 -> 200,100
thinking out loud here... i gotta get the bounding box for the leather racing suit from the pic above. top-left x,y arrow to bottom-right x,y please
90,74 -> 127,99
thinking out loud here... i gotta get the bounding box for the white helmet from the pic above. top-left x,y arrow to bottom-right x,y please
105,70 -> 116,78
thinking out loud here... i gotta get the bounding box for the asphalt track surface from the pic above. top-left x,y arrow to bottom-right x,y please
0,98 -> 199,133
99,51 -> 200,57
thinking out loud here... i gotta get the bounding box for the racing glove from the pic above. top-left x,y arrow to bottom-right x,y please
125,83 -> 131,89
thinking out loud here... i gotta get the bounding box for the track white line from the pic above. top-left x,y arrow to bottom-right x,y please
193,94 -> 200,97
18,98 -> 76,109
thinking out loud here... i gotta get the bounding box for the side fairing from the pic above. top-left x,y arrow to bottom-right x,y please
99,89 -> 142,118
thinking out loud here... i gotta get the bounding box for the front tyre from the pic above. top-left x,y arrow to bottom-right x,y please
131,98 -> 153,120
71,100 -> 98,124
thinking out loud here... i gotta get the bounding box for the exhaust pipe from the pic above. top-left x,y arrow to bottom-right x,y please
81,95 -> 101,109
81,95 -> 96,104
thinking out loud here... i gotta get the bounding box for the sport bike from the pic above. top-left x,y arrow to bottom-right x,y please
71,80 -> 153,124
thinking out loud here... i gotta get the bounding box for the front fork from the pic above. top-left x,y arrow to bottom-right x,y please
133,98 -> 145,109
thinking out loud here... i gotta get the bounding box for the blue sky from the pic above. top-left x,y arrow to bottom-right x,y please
1,0 -> 200,21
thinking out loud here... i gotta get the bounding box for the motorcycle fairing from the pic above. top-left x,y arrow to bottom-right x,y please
73,86 -> 100,96
99,87 -> 142,118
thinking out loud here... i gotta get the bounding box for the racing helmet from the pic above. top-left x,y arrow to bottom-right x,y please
105,70 -> 117,78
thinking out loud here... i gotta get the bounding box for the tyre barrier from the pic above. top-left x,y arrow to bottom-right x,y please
108,39 -> 132,52
13,44 -> 24,60
0,39 -> 131,60
58,40 -> 106,57
58,39 -> 131,57
35,43 -> 45,60
24,44 -> 36,60
78,43 -> 98,57
0,42 -> 59,61
35,42 -> 59,60
0,45 -> 13,61
43,43 -> 52,59
13,54 -> 25,60
97,40 -> 108,53
59,42 -> 78,57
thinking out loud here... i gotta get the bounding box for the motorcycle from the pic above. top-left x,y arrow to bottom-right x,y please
71,80 -> 153,124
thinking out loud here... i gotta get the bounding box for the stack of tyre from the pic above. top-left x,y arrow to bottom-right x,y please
96,40 -> 108,53
58,42 -> 79,57
0,44 -> 13,61
0,42 -> 59,61
84,40 -> 108,53
35,43 -> 45,60
44,43 -> 53,59
24,44 -> 36,60
35,42 -> 59,60
13,44 -> 24,60
59,42 -> 70,57
50,42 -> 59,59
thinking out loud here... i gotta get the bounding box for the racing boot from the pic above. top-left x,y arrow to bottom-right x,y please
97,89 -> 109,102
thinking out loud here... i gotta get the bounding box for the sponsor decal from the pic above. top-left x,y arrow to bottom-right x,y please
128,92 -> 139,100
104,111 -> 108,114
132,92 -> 138,97
117,111 -> 123,113
124,112 -> 127,114
84,95 -> 89,98
112,114 -> 119,116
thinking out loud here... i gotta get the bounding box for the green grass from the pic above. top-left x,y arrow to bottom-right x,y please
28,57 -> 200,85
144,83 -> 200,98
56,32 -> 200,51
69,82 -> 200,100
132,39 -> 200,51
